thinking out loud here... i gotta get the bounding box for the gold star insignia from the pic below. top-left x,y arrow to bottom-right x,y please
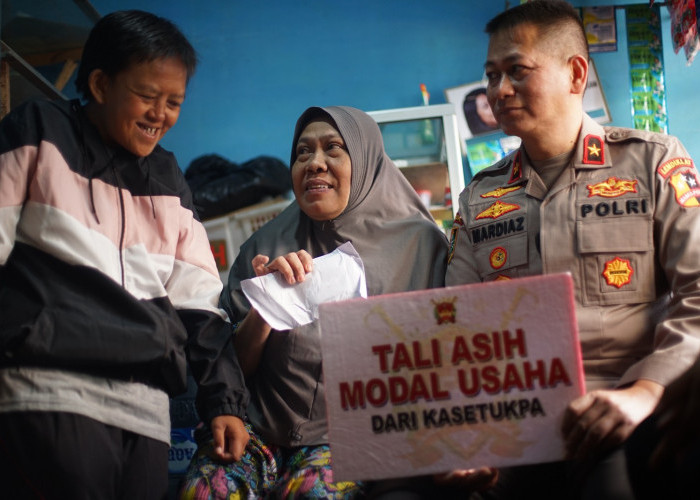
587,143 -> 601,157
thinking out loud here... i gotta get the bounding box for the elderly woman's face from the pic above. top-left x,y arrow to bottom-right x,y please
292,118 -> 352,221
89,57 -> 187,157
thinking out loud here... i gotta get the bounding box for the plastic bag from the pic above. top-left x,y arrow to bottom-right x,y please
185,154 -> 292,220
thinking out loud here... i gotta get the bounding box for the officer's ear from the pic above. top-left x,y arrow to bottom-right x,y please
569,55 -> 588,96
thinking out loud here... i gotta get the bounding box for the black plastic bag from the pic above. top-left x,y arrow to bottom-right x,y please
185,154 -> 292,220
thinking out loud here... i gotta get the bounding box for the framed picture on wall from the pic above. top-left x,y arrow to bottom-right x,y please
444,81 -> 500,145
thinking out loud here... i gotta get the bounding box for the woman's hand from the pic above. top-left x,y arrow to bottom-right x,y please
252,250 -> 313,284
234,250 -> 314,376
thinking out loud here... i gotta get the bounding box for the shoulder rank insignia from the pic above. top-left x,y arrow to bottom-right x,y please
489,247 -> 507,269
583,135 -> 605,165
475,200 -> 520,220
508,151 -> 522,184
480,185 -> 523,198
602,257 -> 634,288
586,177 -> 638,198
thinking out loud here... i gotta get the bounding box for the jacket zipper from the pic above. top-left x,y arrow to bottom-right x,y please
112,164 -> 127,287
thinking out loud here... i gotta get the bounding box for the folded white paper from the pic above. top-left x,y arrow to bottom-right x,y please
241,241 -> 367,331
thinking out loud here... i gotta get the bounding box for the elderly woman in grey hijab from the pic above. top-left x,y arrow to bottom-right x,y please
180,106 -> 448,499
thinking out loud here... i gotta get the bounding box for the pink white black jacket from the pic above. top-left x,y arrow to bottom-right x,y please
0,98 -> 248,422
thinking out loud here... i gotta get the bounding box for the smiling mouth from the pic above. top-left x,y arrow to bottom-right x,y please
305,182 -> 332,192
138,124 -> 159,137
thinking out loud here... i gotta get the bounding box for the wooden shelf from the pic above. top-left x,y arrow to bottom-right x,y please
0,0 -> 99,118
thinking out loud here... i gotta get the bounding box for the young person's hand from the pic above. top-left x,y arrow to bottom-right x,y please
210,415 -> 250,462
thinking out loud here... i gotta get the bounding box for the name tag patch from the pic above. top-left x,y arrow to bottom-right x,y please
471,216 -> 525,244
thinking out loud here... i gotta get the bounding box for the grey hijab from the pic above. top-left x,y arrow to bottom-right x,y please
221,106 -> 448,446
224,105 -> 448,311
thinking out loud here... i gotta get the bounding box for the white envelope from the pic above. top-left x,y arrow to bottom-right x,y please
241,241 -> 367,331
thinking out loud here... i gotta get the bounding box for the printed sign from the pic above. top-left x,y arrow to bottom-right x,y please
319,273 -> 584,482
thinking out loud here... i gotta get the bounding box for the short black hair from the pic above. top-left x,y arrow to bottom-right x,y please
485,0 -> 588,60
75,10 -> 197,101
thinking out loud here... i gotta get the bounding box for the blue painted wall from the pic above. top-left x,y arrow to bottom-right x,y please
86,1 -> 700,172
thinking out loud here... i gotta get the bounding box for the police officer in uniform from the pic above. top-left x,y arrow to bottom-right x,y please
446,1 -> 700,498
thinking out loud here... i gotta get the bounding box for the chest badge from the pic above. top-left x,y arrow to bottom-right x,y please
489,247 -> 507,269
476,200 -> 520,220
587,177 -> 638,198
602,257 -> 634,288
481,185 -> 523,199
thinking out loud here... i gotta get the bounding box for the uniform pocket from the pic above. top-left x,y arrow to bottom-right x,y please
576,217 -> 655,305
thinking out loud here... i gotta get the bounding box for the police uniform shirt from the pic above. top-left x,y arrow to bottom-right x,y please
447,113 -> 700,391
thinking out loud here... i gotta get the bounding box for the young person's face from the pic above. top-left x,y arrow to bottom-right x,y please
89,57 -> 187,157
484,23 -> 574,143
292,118 -> 352,221
475,93 -> 498,128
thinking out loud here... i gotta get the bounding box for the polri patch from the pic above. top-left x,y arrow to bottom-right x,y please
583,135 -> 604,165
602,257 -> 634,288
586,177 -> 638,198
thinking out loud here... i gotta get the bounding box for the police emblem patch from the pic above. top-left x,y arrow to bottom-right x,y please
431,297 -> 457,324
586,177 -> 638,198
602,257 -> 634,288
583,135 -> 604,165
480,185 -> 523,199
475,200 -> 521,220
669,168 -> 700,207
489,247 -> 507,269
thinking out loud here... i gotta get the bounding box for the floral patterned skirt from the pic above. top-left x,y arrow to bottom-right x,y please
178,424 -> 367,500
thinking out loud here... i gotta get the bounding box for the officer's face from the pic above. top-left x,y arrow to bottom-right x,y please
484,23 -> 574,146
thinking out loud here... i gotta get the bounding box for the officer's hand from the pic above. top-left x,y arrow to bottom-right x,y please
561,379 -> 662,461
